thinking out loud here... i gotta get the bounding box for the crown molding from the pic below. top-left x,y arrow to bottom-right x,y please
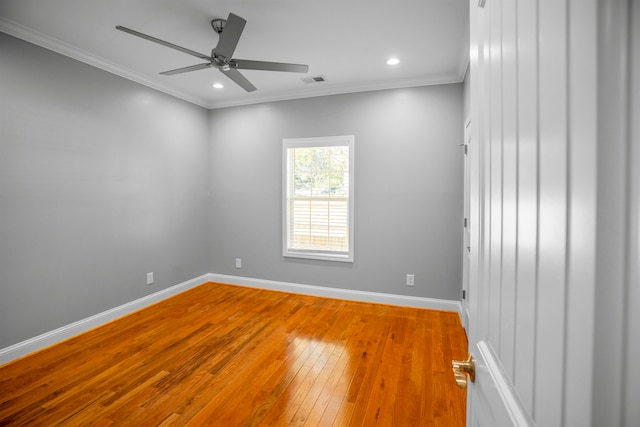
203,72 -> 464,109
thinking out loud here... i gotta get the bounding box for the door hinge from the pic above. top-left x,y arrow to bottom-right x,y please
462,290 -> 466,300
464,145 -> 468,155
463,217 -> 468,228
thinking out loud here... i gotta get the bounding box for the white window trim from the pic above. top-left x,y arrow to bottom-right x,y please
282,135 -> 355,263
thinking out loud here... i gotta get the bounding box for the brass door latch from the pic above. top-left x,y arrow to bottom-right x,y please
452,354 -> 475,388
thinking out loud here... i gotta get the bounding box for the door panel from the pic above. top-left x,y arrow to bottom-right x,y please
563,1 -> 598,425
466,0 -> 600,425
487,0 -> 502,352
513,0 -> 538,414
534,1 -> 569,425
498,0 -> 517,380
626,3 -> 640,425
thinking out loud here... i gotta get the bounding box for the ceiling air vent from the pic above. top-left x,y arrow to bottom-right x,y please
301,75 -> 328,84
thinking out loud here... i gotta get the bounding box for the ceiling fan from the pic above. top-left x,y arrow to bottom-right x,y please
116,13 -> 309,92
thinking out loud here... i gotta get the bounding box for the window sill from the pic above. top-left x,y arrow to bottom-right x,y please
283,251 -> 354,263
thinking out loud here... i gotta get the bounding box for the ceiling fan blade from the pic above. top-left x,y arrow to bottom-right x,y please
116,26 -> 211,61
213,13 -> 246,60
160,63 -> 213,75
220,68 -> 257,92
232,59 -> 309,73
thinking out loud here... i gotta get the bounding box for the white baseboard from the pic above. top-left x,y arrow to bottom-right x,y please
0,274 -> 210,366
0,272 -> 461,366
207,273 -> 462,313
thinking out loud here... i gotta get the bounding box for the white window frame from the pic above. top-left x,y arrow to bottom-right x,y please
282,135 -> 355,262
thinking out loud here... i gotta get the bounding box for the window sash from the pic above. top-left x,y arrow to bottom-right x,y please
287,197 -> 349,252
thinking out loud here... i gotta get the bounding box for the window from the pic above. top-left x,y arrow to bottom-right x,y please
283,135 -> 354,262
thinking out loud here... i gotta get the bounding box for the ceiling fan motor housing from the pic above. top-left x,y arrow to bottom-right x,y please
211,50 -> 230,68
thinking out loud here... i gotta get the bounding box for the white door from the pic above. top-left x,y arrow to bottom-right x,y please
462,0 -> 606,425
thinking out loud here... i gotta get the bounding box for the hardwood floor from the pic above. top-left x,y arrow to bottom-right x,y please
0,282 -> 467,426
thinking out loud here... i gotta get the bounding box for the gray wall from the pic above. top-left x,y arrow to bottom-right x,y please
0,34 -> 212,348
209,85 -> 464,300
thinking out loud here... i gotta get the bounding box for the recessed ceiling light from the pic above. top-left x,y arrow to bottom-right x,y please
212,83 -> 224,89
387,58 -> 400,65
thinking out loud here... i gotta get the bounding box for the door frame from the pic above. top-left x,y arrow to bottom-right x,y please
461,116 -> 471,332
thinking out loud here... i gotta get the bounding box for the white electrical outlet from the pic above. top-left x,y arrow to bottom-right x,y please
406,274 -> 415,287
146,272 -> 154,285
235,258 -> 242,269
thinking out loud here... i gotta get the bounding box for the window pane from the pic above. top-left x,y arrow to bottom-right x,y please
291,146 -> 348,197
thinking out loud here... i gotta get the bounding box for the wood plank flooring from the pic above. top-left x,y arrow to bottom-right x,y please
0,282 -> 467,426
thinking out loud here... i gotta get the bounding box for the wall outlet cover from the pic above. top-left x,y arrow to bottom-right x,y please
406,274 -> 415,287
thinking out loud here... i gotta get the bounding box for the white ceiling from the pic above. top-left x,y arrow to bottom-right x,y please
0,0 -> 469,109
